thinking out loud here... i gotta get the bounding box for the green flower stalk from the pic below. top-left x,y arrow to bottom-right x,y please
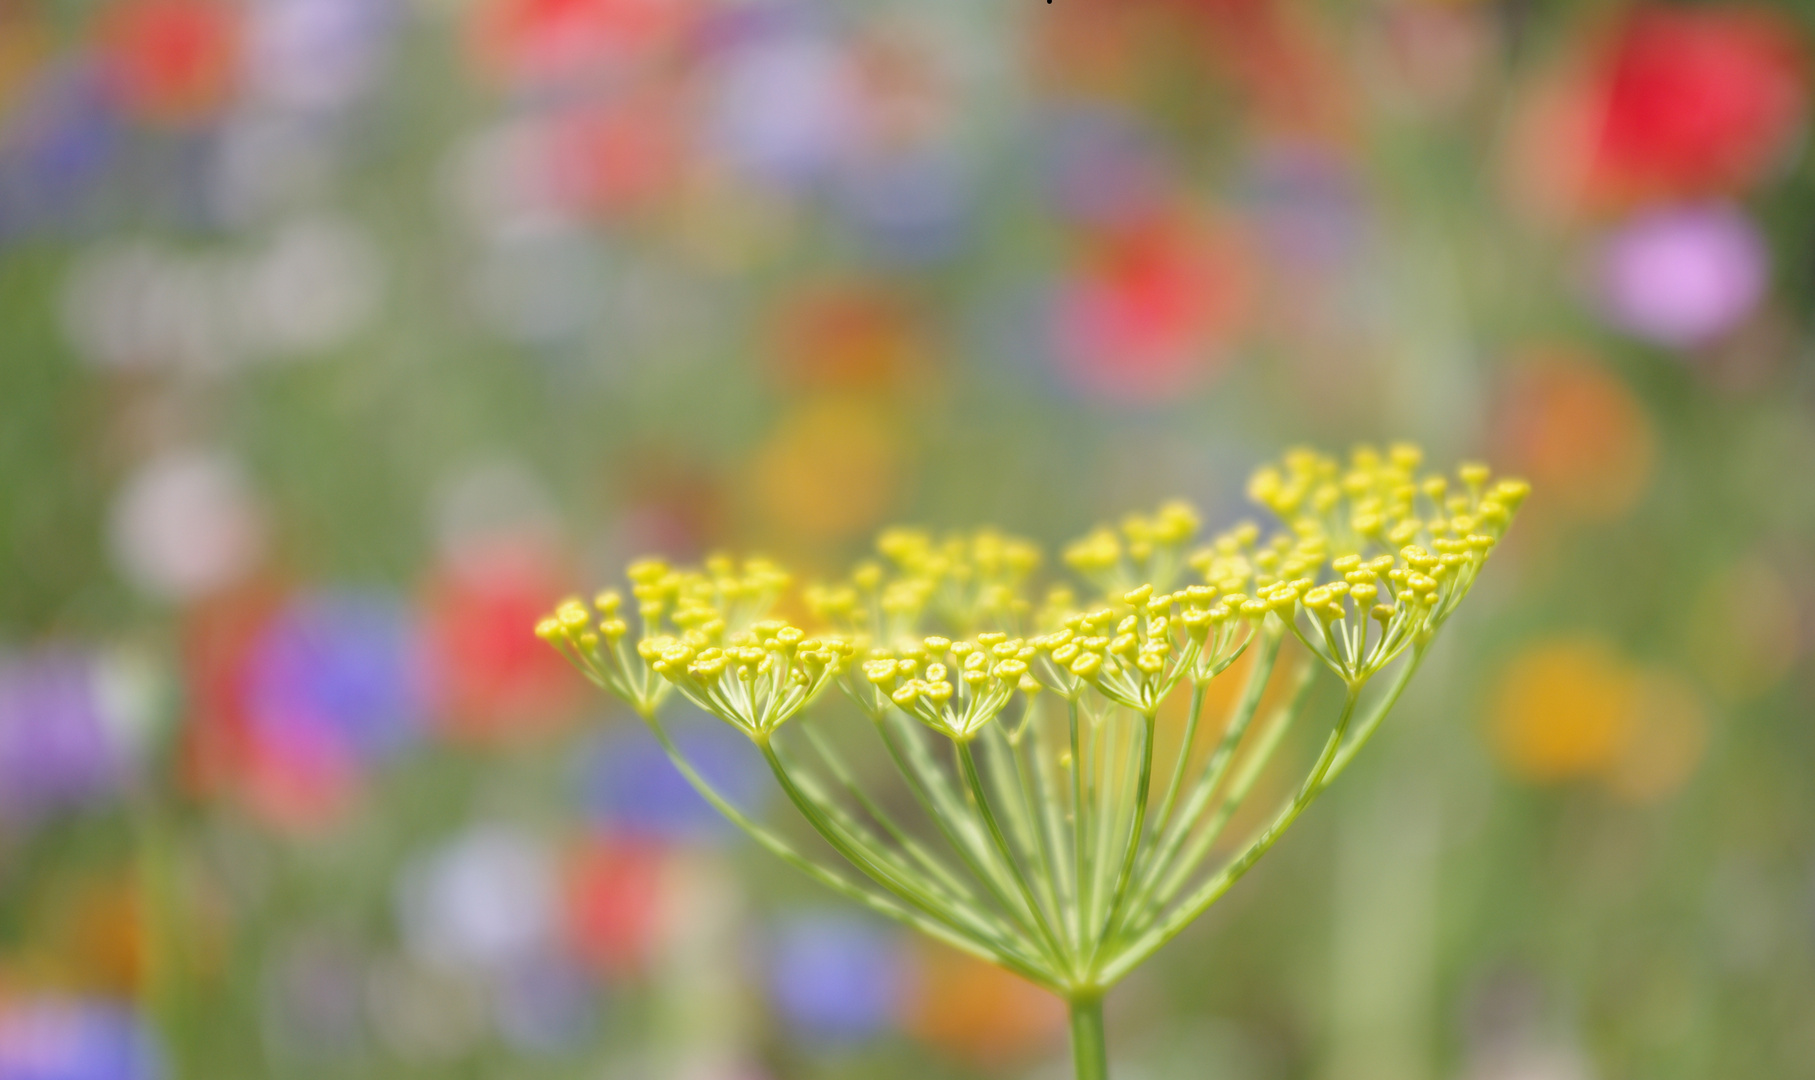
537,444 -> 1527,1079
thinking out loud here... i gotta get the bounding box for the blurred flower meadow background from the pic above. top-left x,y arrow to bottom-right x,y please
2,0 -> 1814,1077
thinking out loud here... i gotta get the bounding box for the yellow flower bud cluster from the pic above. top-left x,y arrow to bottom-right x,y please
641,618 -> 854,739
1231,445 -> 1528,684
855,632 -> 1038,740
1063,500 -> 1201,595
535,555 -> 793,717
540,443 -> 1525,737
1028,582 -> 1258,714
876,527 -> 1041,634
1246,443 -> 1526,560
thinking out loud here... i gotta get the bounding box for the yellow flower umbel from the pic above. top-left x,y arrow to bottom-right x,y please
537,445 -> 1526,1080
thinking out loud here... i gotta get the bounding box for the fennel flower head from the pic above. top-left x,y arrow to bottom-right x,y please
535,443 -> 1527,1079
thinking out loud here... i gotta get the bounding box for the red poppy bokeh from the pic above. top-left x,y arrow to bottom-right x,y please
1591,6 -> 1809,204
99,0 -> 241,125
467,0 -> 695,90
1053,213 -> 1250,403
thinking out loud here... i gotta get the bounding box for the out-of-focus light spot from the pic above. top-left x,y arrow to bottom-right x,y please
1591,7 -> 1809,205
37,875 -> 148,999
1041,106 -> 1168,229
66,222 -> 380,368
1238,140 -> 1368,275
423,460 -> 577,741
430,457 -> 563,581
365,955 -> 489,1064
174,579 -> 285,805
245,0 -> 394,113
563,836 -> 667,977
492,951 -> 598,1053
109,450 -> 266,603
1604,671 -> 1708,805
1593,203 -> 1767,350
216,587 -> 420,831
541,91 -> 684,220
422,563 -> 581,743
1459,970 -> 1593,1080
0,650 -> 134,820
1504,6 -> 1810,220
472,219 -> 608,344
0,998 -> 162,1080
62,244 -> 239,374
92,646 -> 165,770
768,284 -> 931,392
467,0 -> 694,91
1049,218 -> 1248,405
671,169 -> 800,273
397,824 -> 558,973
1494,352 -> 1654,524
899,940 -> 1063,1069
766,913 -> 902,1044
1375,2 -> 1494,117
707,31 -> 854,189
243,590 -> 426,777
750,395 -> 904,543
98,0 -> 242,127
0,10 -> 46,120
443,120 -> 568,241
836,147 -> 970,264
578,714 -> 762,841
209,112 -> 338,225
240,215 -> 384,357
262,933 -> 366,1062
0,62 -> 120,237
1486,636 -> 1639,784
1686,557 -> 1801,703
847,22 -> 956,141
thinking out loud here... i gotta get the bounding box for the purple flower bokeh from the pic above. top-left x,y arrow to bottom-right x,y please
766,913 -> 904,1044
0,650 -> 131,820
243,590 -> 428,781
0,998 -> 162,1080
1594,203 -> 1769,350
578,708 -> 764,842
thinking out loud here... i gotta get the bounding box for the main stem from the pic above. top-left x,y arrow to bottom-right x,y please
1069,995 -> 1109,1080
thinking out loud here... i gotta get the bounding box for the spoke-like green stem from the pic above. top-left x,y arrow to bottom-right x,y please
875,713 -> 1045,943
1092,711 -> 1156,964
1149,682 -> 1207,846
1085,709 -> 1122,939
1320,646 -> 1426,788
1124,633 -> 1282,917
1146,663 -> 1314,913
1068,697 -> 1088,953
777,741 -> 994,921
980,722 -> 1050,898
760,738 -> 1052,972
958,741 -> 1071,970
638,711 -> 1056,988
879,710 -> 1023,899
1069,995 -> 1109,1080
800,724 -> 980,905
989,719 -> 1068,944
1099,687 -> 1361,985
1017,701 -> 1078,957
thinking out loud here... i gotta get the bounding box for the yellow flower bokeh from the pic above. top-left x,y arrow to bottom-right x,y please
1488,635 -> 1710,803
749,395 -> 907,546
